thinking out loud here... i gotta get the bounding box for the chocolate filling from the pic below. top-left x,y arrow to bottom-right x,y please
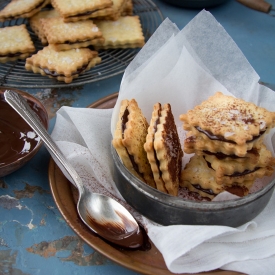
62,39 -> 90,45
203,147 -> 259,160
0,52 -> 22,58
121,108 -> 145,181
195,126 -> 265,144
204,157 -> 260,177
153,110 -> 161,176
3,0 -> 47,20
67,9 -> 101,18
41,63 -> 89,77
163,108 -> 182,183
192,184 -> 216,196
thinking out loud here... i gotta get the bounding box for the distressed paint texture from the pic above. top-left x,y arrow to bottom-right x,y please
13,183 -> 50,199
0,250 -> 30,275
26,236 -> 109,266
0,179 -> 8,189
34,87 -> 82,119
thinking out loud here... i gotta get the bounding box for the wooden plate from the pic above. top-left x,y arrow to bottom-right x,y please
48,92 -> 239,275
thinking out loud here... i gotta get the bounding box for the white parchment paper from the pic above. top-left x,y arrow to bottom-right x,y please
52,10 -> 275,274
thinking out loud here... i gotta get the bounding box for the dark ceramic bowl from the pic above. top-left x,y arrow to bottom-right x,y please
159,0 -> 229,8
0,87 -> 49,177
111,145 -> 275,227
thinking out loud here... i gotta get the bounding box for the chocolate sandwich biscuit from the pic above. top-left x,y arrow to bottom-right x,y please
204,144 -> 275,183
93,16 -> 145,50
29,9 -> 60,45
112,99 -> 156,188
180,92 -> 275,157
25,46 -> 101,83
144,103 -> 183,196
180,155 -> 255,199
41,17 -> 104,51
0,0 -> 51,22
0,25 -> 35,63
51,0 -> 113,22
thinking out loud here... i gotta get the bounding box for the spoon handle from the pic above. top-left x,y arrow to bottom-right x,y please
4,90 -> 84,193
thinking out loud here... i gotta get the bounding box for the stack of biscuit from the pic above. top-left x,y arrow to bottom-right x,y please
180,92 -> 275,199
112,99 -> 183,196
0,0 -> 145,83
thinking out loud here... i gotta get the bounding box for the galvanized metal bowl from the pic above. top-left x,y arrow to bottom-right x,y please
111,145 -> 275,227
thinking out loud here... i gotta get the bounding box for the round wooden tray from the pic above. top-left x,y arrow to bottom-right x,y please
48,92 -> 239,275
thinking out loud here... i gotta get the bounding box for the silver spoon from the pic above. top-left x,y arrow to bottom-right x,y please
4,90 -> 143,249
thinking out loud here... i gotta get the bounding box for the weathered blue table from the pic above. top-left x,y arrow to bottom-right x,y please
1,0 -> 275,274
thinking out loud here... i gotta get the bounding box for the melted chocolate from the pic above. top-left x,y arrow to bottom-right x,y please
86,210 -> 149,250
0,93 -> 47,166
225,185 -> 247,197
195,126 -> 265,144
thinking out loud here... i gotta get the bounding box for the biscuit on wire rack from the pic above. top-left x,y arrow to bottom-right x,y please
29,9 -> 60,45
121,0 -> 133,16
144,103 -> 183,196
25,45 -> 101,83
93,0 -> 129,21
0,0 -> 51,22
112,99 -> 156,188
51,0 -> 113,22
94,16 -> 145,49
0,25 -> 35,63
41,17 -> 104,51
180,92 -> 275,157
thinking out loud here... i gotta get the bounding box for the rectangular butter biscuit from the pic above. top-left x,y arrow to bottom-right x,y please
41,17 -> 103,51
25,46 -> 101,83
94,16 -> 145,50
88,0 -> 128,21
51,0 -> 113,22
0,0 -> 51,22
0,25 -> 35,63
29,9 -> 61,45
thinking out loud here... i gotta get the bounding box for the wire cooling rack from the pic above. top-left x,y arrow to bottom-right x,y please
0,0 -> 164,88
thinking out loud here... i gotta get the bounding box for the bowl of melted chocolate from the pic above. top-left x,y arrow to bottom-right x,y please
0,87 -> 48,177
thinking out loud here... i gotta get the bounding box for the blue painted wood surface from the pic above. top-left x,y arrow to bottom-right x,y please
1,0 -> 274,274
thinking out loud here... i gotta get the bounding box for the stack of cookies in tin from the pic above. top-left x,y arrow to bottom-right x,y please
180,92 -> 275,200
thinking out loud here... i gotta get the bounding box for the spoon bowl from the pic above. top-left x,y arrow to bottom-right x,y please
4,90 -> 143,249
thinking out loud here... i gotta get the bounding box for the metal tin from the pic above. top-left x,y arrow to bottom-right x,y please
111,145 -> 275,227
